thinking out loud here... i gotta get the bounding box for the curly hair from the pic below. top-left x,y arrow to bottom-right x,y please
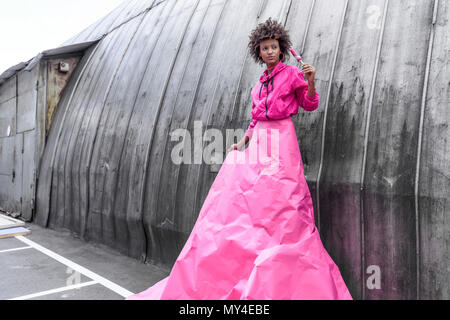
248,17 -> 292,66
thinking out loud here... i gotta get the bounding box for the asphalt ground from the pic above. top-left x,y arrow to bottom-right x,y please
0,223 -> 170,300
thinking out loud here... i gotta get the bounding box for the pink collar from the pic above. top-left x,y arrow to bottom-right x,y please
260,60 -> 287,83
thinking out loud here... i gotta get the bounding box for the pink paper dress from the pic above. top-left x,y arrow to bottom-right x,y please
126,61 -> 353,300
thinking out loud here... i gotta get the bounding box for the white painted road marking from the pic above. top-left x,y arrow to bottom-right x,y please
8,281 -> 98,300
0,246 -> 32,254
15,236 -> 134,298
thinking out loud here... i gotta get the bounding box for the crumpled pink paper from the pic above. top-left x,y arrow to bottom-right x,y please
126,117 -> 352,300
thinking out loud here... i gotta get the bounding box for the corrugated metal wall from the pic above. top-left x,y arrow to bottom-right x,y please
0,0 -> 447,299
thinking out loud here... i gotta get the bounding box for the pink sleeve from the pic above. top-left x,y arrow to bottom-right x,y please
291,67 -> 319,111
245,118 -> 258,140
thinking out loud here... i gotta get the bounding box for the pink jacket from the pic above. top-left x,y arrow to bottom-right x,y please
245,60 -> 319,139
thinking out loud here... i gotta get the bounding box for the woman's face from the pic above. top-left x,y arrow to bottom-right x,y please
259,38 -> 281,68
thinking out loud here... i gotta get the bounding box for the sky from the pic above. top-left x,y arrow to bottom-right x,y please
0,0 -> 125,74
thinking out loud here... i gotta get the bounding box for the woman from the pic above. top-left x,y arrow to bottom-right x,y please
229,19 -> 318,153
126,18 -> 352,300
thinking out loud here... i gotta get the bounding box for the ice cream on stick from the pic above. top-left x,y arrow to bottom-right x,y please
290,47 -> 308,78
289,47 -> 305,67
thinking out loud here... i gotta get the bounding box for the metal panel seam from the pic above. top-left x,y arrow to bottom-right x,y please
138,0 -> 202,258
111,0 -> 176,261
15,75 -> 18,140
172,0 -> 228,232
42,61 -> 48,162
414,0 -> 439,300
153,0 -> 216,234
194,0 -> 248,214
316,0 -> 349,233
83,0 -> 136,42
100,0 -> 162,40
85,2 -> 155,254
301,0 -> 316,55
282,0 -> 293,27
359,0 -> 389,301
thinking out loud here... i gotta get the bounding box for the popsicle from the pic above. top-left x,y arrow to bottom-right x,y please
289,48 -> 305,67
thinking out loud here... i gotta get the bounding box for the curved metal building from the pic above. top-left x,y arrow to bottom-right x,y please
0,0 -> 449,300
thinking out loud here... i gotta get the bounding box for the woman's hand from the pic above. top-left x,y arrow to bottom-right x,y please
228,141 -> 245,153
302,64 -> 316,83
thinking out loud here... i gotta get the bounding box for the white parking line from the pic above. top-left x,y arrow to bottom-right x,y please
8,281 -> 98,300
0,246 -> 32,254
15,236 -> 134,298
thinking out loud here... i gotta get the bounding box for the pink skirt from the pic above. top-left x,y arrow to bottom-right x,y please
126,117 -> 353,300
